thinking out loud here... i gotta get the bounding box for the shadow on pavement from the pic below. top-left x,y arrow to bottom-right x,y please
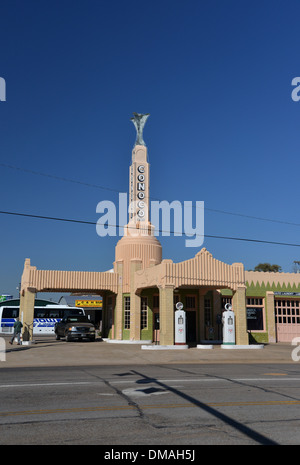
132,369 -> 278,445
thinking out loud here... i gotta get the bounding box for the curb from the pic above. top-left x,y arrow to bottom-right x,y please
141,345 -> 189,350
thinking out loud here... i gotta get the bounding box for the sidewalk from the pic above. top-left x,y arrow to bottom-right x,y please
1,335 -> 297,368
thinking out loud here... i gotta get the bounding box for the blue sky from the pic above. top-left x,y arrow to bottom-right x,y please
1,0 -> 300,299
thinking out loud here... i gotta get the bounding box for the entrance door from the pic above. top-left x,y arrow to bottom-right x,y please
186,311 -> 196,343
153,312 -> 160,344
275,299 -> 300,342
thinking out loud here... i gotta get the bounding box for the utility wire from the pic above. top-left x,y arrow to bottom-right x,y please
0,162 -> 121,193
1,162 -> 300,227
0,209 -> 300,248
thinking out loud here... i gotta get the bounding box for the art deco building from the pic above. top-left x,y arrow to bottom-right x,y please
19,115 -> 300,345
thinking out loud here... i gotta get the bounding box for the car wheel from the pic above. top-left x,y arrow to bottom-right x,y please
65,333 -> 71,342
89,336 -> 95,342
55,333 -> 60,340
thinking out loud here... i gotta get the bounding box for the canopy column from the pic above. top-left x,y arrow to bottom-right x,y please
159,285 -> 174,345
19,288 -> 35,342
130,259 -> 142,340
232,285 -> 248,345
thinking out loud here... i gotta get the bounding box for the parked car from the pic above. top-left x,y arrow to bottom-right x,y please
54,315 -> 96,342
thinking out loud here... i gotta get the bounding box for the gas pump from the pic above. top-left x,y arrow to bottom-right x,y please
222,303 -> 235,345
175,302 -> 186,345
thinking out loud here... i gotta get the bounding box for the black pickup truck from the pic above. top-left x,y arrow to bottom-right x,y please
54,315 -> 96,342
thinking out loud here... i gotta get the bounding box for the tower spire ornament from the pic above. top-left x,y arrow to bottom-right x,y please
131,112 -> 150,146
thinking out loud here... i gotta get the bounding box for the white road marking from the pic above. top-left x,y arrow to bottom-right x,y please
1,377 -> 300,389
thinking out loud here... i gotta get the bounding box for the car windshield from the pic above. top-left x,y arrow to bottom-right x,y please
66,316 -> 89,323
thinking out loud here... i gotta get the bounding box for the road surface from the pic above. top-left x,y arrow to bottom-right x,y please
1,363 -> 300,445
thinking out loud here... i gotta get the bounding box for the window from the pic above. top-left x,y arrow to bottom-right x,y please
186,296 -> 196,309
66,316 -> 89,323
153,295 -> 159,309
48,309 -> 61,318
173,294 -> 180,310
2,307 -> 19,318
204,298 -> 212,325
63,308 -> 84,317
222,297 -> 232,309
34,309 -> 48,318
141,297 -> 148,330
246,297 -> 264,331
247,298 -> 263,306
275,299 -> 300,325
107,296 -> 113,307
124,296 -> 130,329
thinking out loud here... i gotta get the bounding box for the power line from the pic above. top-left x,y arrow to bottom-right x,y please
1,162 -> 300,227
0,162 -> 122,194
202,207 -> 300,227
0,209 -> 300,248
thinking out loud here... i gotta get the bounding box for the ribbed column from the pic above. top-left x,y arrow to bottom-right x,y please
198,290 -> 206,341
266,291 -> 276,343
130,259 -> 142,340
232,285 -> 248,345
114,261 -> 123,340
159,285 -> 174,345
19,288 -> 36,341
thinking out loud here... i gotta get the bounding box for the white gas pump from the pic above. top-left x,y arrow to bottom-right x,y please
175,302 -> 186,345
222,303 -> 235,345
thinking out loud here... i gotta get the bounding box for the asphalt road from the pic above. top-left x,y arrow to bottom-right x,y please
1,362 -> 300,445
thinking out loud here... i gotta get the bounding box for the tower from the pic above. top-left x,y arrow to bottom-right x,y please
127,113 -> 152,236
114,113 -> 162,339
